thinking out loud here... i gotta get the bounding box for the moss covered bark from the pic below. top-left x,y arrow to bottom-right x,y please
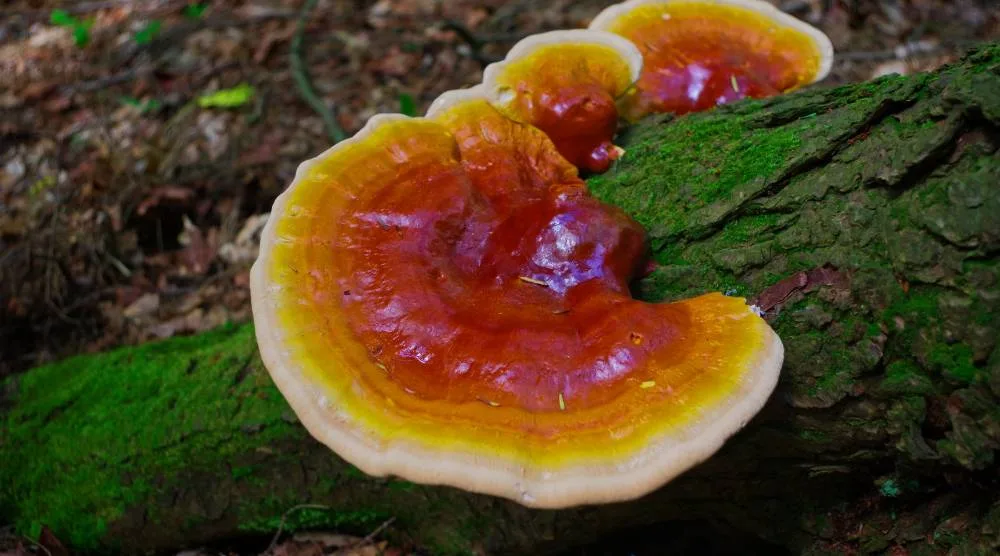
3,46 -> 1000,555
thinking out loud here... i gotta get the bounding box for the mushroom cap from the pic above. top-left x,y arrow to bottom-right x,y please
590,0 -> 834,119
250,94 -> 783,508
481,30 -> 642,173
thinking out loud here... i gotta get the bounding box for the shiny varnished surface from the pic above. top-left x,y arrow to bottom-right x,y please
598,1 -> 826,118
261,104 -> 775,460
488,42 -> 636,173
252,5 -> 787,506
334,101 -> 662,411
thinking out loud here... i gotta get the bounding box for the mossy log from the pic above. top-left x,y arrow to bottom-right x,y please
3,46 -> 1000,555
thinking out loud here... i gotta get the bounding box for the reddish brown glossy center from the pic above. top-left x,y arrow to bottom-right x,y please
638,58 -> 779,114
327,146 -> 691,412
532,84 -> 621,173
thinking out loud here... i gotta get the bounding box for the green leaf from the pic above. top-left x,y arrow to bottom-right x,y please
71,24 -> 90,47
398,93 -> 417,116
134,20 -> 162,45
182,2 -> 208,19
50,9 -> 76,27
197,83 -> 256,109
119,96 -> 162,114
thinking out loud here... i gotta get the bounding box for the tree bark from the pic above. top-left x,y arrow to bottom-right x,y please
3,46 -> 999,556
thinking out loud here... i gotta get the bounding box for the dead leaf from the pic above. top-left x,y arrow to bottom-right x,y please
753,265 -> 850,314
21,81 -> 58,101
123,293 -> 159,319
136,186 -> 195,216
253,22 -> 297,64
238,132 -> 285,167
43,94 -> 73,113
178,217 -> 218,276
464,7 -> 488,29
373,46 -> 421,77
219,213 -> 269,265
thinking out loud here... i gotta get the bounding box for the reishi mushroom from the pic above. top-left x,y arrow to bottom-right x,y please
590,0 -> 834,119
482,30 -> 642,173
250,83 -> 785,507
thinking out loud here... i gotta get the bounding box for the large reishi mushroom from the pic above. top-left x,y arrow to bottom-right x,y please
481,30 -> 642,173
590,0 -> 834,119
251,86 -> 784,508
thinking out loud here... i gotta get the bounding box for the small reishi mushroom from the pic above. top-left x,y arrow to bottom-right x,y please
590,0 -> 834,119
251,86 -> 784,508
481,30 -> 642,173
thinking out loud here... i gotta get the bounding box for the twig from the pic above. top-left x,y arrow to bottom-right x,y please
264,503 -> 332,554
67,65 -> 154,93
19,533 -> 53,556
290,0 -> 346,143
335,517 -> 397,554
441,20 -> 526,65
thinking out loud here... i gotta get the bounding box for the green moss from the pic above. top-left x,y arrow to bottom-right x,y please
0,324 -> 297,549
232,465 -> 256,480
343,464 -> 366,479
881,289 -> 938,353
589,107 -> 805,243
714,212 -> 787,245
928,344 -> 980,384
799,429 -> 831,443
879,361 -> 936,396
0,321 -> 504,554
388,480 -> 416,492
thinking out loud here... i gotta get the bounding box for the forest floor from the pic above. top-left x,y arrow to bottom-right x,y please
1,0 -> 999,554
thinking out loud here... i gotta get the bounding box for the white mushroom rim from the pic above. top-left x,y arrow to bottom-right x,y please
482,29 -> 644,109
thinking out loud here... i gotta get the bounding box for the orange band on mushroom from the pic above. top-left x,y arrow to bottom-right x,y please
251,95 -> 784,507
482,30 -> 642,173
590,0 -> 834,119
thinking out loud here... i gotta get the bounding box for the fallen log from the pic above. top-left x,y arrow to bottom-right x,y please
3,45 -> 999,555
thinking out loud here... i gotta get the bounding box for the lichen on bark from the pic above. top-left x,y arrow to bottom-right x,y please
2,45 -> 999,555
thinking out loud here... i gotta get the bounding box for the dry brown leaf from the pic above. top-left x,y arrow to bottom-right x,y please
374,46 -> 422,78
219,212 -> 269,265
136,186 -> 195,216
123,292 -> 159,319
253,22 -> 297,64
178,217 -> 218,276
238,132 -> 286,168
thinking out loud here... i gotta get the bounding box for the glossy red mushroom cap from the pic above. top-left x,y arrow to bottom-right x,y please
482,30 -> 642,173
590,0 -> 834,119
250,91 -> 784,508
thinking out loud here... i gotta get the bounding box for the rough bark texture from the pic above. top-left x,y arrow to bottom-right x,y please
3,46 -> 999,556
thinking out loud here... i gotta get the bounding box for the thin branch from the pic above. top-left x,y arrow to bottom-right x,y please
440,20 -> 526,66
290,0 -> 346,143
264,503 -> 332,553
335,517 -> 397,554
67,65 -> 155,93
